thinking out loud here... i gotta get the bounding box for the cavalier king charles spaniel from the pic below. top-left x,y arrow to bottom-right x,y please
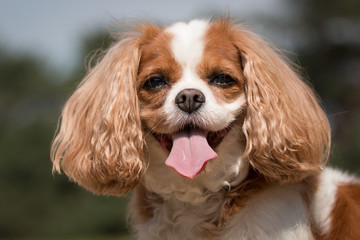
51,19 -> 360,239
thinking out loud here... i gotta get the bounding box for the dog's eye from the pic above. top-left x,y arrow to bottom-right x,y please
143,76 -> 168,90
209,74 -> 236,87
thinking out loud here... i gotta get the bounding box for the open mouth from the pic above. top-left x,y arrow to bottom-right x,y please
152,125 -> 231,179
153,126 -> 231,153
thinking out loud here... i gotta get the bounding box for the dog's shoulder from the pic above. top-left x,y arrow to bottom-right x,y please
311,168 -> 360,239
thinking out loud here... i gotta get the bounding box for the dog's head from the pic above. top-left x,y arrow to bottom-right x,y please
51,19 -> 330,196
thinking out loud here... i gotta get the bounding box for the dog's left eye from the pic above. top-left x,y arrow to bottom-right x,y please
209,74 -> 236,87
143,76 -> 168,90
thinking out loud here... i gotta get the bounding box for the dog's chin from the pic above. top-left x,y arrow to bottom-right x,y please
152,125 -> 232,153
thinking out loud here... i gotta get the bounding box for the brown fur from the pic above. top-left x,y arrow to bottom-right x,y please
320,183 -> 360,240
137,25 -> 181,134
199,21 -> 245,103
130,184 -> 163,223
51,34 -> 146,195
231,23 -> 331,183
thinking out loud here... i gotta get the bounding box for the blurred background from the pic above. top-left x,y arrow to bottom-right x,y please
0,0 -> 359,239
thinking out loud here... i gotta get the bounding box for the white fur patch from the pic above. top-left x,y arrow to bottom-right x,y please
166,19 -> 209,68
222,183 -> 313,239
311,168 -> 360,235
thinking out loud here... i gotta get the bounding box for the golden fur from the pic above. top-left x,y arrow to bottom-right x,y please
51,37 -> 145,195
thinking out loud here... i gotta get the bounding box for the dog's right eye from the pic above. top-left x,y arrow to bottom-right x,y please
143,76 -> 168,90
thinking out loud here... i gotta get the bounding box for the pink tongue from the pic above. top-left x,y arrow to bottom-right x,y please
165,129 -> 217,179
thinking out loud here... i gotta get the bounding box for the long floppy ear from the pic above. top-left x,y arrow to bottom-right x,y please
234,27 -> 331,183
51,36 -> 145,195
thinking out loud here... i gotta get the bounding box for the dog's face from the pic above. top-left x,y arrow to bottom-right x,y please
138,20 -> 245,134
137,20 -> 247,179
51,19 -> 330,196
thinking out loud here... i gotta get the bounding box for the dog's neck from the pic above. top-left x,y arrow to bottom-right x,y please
131,168 -> 272,240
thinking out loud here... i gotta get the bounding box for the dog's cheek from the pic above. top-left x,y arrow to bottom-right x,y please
138,89 -> 170,132
141,109 -> 169,132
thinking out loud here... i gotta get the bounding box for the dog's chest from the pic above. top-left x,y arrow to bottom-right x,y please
133,184 -> 314,240
133,194 -> 223,239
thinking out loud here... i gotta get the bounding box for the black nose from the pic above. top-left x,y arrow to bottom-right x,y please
175,88 -> 206,113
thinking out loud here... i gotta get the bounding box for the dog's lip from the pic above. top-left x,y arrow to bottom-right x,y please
153,125 -> 232,152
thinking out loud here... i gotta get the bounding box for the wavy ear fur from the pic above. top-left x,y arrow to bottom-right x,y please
234,26 -> 331,183
51,36 -> 145,195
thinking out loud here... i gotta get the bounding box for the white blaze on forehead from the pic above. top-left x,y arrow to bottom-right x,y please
163,20 -> 246,131
166,20 -> 209,68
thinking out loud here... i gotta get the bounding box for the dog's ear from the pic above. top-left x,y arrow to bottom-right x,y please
51,36 -> 145,195
234,27 -> 331,183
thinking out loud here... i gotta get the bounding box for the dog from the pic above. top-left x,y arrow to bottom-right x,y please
51,19 -> 360,239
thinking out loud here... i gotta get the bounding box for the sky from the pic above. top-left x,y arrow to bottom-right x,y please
0,0 -> 289,72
